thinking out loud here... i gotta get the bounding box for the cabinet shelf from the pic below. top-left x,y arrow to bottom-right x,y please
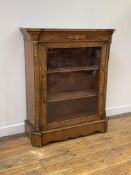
47,90 -> 97,102
47,66 -> 99,74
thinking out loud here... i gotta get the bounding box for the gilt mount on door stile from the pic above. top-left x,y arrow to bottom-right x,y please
21,28 -> 114,146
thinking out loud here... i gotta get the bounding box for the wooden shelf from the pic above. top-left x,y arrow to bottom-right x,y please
47,90 -> 97,102
47,66 -> 99,74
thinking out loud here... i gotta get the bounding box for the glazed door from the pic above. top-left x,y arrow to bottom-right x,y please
40,42 -> 108,130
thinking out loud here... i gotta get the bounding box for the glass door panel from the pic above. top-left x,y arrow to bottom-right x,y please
46,47 -> 101,123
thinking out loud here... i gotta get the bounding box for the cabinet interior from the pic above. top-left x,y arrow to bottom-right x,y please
47,47 -> 101,123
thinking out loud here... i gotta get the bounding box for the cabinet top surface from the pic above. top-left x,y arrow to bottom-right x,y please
21,28 -> 114,32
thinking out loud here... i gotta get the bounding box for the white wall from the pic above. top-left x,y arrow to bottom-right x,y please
0,0 -> 131,137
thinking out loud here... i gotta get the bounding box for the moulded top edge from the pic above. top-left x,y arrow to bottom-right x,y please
20,28 -> 115,33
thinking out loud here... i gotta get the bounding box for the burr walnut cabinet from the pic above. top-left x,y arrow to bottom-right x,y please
21,28 -> 114,146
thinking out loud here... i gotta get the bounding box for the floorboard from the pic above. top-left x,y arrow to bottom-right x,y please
0,115 -> 131,175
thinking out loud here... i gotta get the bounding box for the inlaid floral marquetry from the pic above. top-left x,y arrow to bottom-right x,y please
34,43 -> 38,65
67,34 -> 89,40
41,71 -> 46,104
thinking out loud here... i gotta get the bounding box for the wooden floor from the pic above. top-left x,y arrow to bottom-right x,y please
0,115 -> 131,175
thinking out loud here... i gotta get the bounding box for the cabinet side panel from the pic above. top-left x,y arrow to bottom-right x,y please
98,42 -> 110,119
102,42 -> 111,117
24,40 -> 35,126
